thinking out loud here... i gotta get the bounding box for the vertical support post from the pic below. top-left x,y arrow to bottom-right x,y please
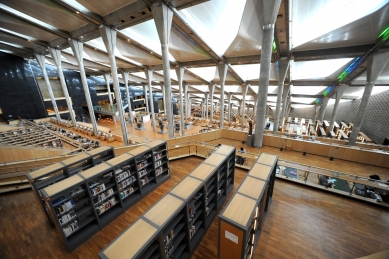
68,40 -> 98,134
175,66 -> 185,135
34,53 -> 60,121
314,104 -> 321,122
99,25 -> 129,145
209,84 -> 215,122
145,70 -> 156,132
227,93 -> 233,123
280,85 -> 290,128
273,59 -> 290,135
328,85 -> 347,133
254,0 -> 282,147
162,85 -> 167,113
184,83 -> 189,119
48,48 -> 77,126
205,92 -> 209,120
152,1 -> 174,138
349,51 -> 389,145
218,63 -> 228,128
241,84 -> 248,128
319,97 -> 330,121
143,85 -> 149,113
253,94 -> 258,120
103,73 -> 114,108
121,71 -> 134,126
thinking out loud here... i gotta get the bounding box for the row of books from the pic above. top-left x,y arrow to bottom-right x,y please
155,160 -> 162,167
96,197 -> 117,215
60,210 -> 76,225
55,199 -> 75,215
95,188 -> 114,204
91,183 -> 106,196
120,187 -> 135,199
63,220 -> 79,237
119,176 -> 136,190
137,161 -> 149,170
156,167 -> 163,176
116,170 -> 131,182
138,169 -> 148,178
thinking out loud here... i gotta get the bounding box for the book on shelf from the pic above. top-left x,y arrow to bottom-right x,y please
156,167 -> 163,176
60,210 -> 76,225
120,187 -> 134,199
91,183 -> 106,196
63,220 -> 79,237
55,199 -> 75,215
96,188 -> 114,203
140,176 -> 149,186
96,197 -> 117,215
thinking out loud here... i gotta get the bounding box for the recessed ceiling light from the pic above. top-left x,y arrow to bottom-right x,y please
80,36 -> 83,39
127,39 -> 130,42
76,11 -> 79,14
28,39 -> 32,42
56,45 -> 59,47
150,52 -> 153,54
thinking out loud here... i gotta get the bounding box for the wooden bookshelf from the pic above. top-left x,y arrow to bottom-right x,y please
26,146 -> 115,228
218,152 -> 278,259
99,145 -> 236,259
41,141 -> 170,252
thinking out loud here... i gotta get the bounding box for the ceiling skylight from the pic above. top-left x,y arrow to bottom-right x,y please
188,67 -> 216,81
231,64 -> 261,80
178,0 -> 246,55
352,86 -> 389,99
292,0 -> 388,48
291,86 -> 327,95
120,20 -> 175,61
291,97 -> 317,104
293,58 -> 352,80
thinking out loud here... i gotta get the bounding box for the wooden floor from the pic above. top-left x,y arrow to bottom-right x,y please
1,156 -> 389,259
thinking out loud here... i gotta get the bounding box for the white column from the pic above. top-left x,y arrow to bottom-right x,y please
121,71 -> 134,126
103,73 -> 113,108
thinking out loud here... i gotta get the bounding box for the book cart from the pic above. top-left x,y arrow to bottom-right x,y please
218,153 -> 278,259
40,141 -> 170,252
98,145 -> 236,259
26,146 -> 115,227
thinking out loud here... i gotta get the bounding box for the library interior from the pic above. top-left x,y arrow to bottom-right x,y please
1,0 -> 389,258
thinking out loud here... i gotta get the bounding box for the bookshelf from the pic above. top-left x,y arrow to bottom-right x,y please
99,145 -> 236,259
26,146 -> 115,227
218,152 -> 278,259
41,141 -> 170,252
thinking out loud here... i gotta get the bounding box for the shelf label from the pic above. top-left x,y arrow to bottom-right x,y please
225,230 -> 238,244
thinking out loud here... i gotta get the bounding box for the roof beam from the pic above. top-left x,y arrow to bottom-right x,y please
293,44 -> 375,61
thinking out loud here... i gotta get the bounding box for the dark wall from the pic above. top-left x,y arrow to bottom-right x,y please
0,52 -> 178,122
0,52 -> 47,120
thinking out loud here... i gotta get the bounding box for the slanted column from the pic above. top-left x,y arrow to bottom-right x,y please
349,51 -> 389,146
68,40 -> 98,134
175,66 -> 185,135
209,84 -> 215,121
121,72 -> 134,126
152,1 -> 174,138
143,85 -> 149,113
273,59 -> 290,135
241,84 -> 249,128
238,100 -> 242,116
34,54 -> 60,121
184,84 -> 189,119
205,92 -> 209,120
314,104 -> 320,122
319,97 -> 330,121
145,70 -> 156,132
99,25 -> 129,145
254,0 -> 282,148
162,85 -> 167,113
218,63 -> 228,128
227,93 -> 233,123
329,85 -> 348,133
48,48 -> 76,126
280,85 -> 290,127
103,73 -> 114,108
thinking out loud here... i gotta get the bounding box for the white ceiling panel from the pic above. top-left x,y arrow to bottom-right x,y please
179,0 -> 246,55
291,97 -> 317,104
188,66 -> 216,81
291,86 -> 327,95
292,0 -> 388,48
76,0 -> 137,16
224,0 -> 263,57
293,58 -> 353,80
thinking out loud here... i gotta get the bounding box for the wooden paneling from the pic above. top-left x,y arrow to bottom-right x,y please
290,139 -> 304,152
375,153 -> 389,168
219,221 -> 244,259
358,150 -> 379,166
342,148 -> 361,162
328,145 -> 345,159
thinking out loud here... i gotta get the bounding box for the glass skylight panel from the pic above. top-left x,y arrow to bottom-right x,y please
231,64 -> 261,80
291,104 -> 314,108
224,85 -> 241,93
268,86 -> 278,94
188,67 -> 216,81
191,85 -> 209,92
0,28 -> 35,41
267,96 -> 277,102
293,58 -> 352,79
292,0 -> 388,48
120,20 -> 175,61
64,0 -> 90,13
131,72 -> 146,79
291,86 -> 327,95
327,99 -> 350,105
291,97 -> 317,104
352,86 -> 389,99
178,0 -> 246,55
